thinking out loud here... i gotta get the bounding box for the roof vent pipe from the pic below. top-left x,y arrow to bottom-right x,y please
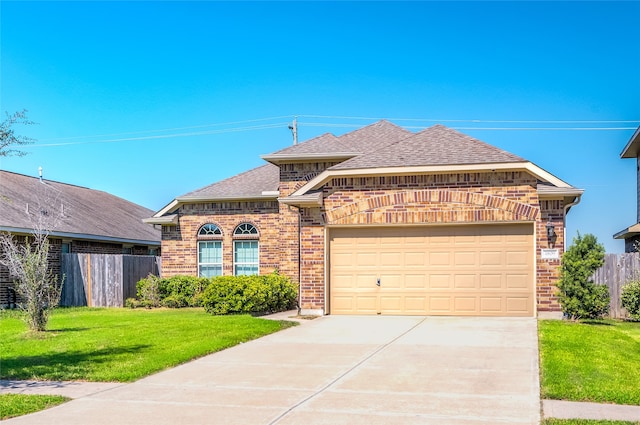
38,166 -> 43,183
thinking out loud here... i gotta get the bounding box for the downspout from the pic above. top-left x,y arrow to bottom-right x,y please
563,195 -> 582,251
297,206 -> 302,315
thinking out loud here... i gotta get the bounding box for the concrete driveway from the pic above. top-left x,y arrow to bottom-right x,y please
3,316 -> 540,425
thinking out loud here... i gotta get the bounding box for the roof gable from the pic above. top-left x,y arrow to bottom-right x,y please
266,133 -> 347,156
178,163 -> 279,201
331,124 -> 525,170
0,170 -> 160,244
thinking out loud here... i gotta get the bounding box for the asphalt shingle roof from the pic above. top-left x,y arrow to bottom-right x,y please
335,120 -> 413,152
179,163 -> 280,200
330,124 -> 525,170
0,170 -> 160,243
267,133 -> 348,155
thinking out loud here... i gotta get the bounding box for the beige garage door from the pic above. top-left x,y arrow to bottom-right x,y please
329,224 -> 534,317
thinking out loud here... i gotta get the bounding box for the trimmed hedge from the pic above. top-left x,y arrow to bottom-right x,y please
202,273 -> 297,315
127,273 -> 297,316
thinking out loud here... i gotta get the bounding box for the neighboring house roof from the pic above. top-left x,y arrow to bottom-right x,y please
614,125 -> 640,241
0,170 -> 160,245
620,126 -> 640,158
330,124 -> 524,170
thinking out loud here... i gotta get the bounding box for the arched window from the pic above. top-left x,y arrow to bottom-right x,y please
197,223 -> 222,277
198,223 -> 222,236
233,223 -> 259,276
233,223 -> 258,236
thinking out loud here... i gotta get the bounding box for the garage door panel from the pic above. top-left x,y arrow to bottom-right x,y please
429,296 -> 451,312
480,274 -> 502,289
506,274 -> 529,289
480,297 -> 502,313
329,224 -> 533,316
454,274 -> 476,289
453,297 -> 477,312
480,251 -> 502,266
429,274 -> 451,289
429,251 -> 451,266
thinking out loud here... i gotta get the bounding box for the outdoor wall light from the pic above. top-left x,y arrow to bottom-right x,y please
546,222 -> 555,238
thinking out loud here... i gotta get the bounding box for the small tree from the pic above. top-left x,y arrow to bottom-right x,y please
557,232 -> 610,320
621,280 -> 640,321
0,109 -> 34,157
0,180 -> 63,331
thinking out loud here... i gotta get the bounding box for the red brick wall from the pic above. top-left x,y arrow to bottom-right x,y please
297,171 -> 567,314
160,201 -> 280,277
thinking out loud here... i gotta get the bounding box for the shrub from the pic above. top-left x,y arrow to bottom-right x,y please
124,298 -> 140,309
136,274 -> 162,308
557,233 -> 610,320
202,273 -> 297,315
133,275 -> 211,308
160,275 -> 210,308
621,280 -> 640,320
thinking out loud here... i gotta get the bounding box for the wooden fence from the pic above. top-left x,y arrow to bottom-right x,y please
60,254 -> 161,307
592,253 -> 640,318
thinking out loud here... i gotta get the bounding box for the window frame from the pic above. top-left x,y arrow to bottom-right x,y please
198,240 -> 223,278
233,239 -> 259,276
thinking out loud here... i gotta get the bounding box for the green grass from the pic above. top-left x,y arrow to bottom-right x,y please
542,420 -> 640,425
539,320 -> 640,405
0,394 -> 69,420
0,307 -> 295,382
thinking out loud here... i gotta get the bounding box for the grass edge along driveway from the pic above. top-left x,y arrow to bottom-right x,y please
538,319 -> 640,406
1,307 -> 296,382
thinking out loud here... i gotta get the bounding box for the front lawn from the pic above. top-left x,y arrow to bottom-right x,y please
0,307 -> 295,382
0,394 -> 69,420
539,320 -> 640,405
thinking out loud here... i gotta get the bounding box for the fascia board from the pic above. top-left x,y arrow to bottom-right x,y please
154,199 -> 180,218
614,223 -> 640,239
261,152 -> 360,164
0,226 -> 160,246
176,194 -> 279,203
620,126 -> 640,158
291,162 -> 572,197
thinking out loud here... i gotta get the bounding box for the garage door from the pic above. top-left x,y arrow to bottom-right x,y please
329,224 -> 534,316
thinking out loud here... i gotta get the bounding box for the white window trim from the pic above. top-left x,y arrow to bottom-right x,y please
198,240 -> 223,277
233,240 -> 259,276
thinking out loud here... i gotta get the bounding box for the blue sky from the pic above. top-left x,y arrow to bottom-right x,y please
1,1 -> 639,253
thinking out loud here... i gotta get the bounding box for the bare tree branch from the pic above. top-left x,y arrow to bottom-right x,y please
0,179 -> 63,331
1,109 -> 35,157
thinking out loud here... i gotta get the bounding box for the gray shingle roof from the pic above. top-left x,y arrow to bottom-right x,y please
267,133 -> 348,155
179,163 -> 280,200
335,120 -> 413,152
330,124 -> 525,170
0,170 -> 160,244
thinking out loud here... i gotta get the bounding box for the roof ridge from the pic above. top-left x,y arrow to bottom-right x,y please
1,169 -> 94,192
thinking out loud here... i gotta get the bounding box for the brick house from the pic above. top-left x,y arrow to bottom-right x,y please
146,121 -> 582,317
614,126 -> 640,251
0,170 -> 161,307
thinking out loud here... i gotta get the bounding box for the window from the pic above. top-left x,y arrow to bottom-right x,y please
198,241 -> 222,277
61,242 -> 71,253
234,223 -> 258,236
198,223 -> 222,236
233,223 -> 259,275
234,240 -> 258,275
197,224 -> 223,277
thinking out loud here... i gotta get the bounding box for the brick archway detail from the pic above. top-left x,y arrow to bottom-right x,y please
324,189 -> 539,225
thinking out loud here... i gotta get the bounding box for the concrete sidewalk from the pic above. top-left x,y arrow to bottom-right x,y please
1,315 -> 540,424
542,399 -> 640,422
